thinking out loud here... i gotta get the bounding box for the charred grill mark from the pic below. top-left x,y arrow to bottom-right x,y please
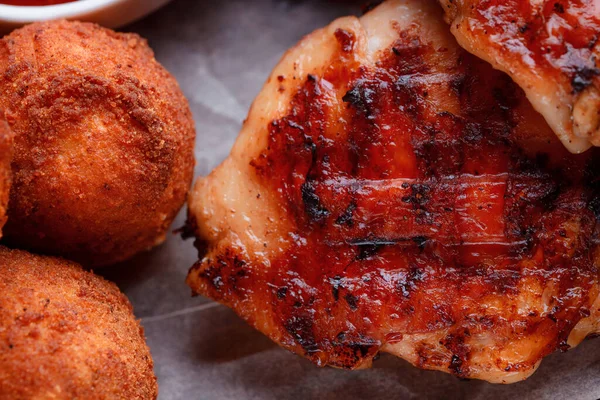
349,341 -> 373,358
402,183 -> 431,207
348,237 -> 426,248
571,67 -> 599,94
553,2 -> 565,14
285,314 -> 319,354
462,121 -> 484,144
349,237 -> 422,260
301,179 -> 330,222
344,293 -> 359,311
402,183 -> 432,225
335,201 -> 356,226
356,244 -> 380,260
394,74 -> 425,118
407,183 -> 437,226
412,112 -> 466,177
442,331 -> 470,377
329,332 -> 379,369
396,265 -> 425,298
328,276 -> 359,310
277,286 -> 288,300
329,275 -> 343,301
195,249 -> 250,299
253,73 -> 331,223
199,259 -> 226,291
412,236 -> 428,250
450,355 -> 464,376
337,337 -> 378,366
343,82 -> 376,118
349,235 -> 431,260
503,161 -> 567,255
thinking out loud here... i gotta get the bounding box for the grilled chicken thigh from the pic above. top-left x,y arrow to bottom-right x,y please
186,0 -> 600,383
439,0 -> 600,153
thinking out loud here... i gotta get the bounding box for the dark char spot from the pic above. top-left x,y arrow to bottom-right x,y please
345,293 -> 359,311
285,315 -> 319,354
572,67 -> 599,93
301,180 -> 330,222
343,81 -> 376,117
335,201 -> 356,226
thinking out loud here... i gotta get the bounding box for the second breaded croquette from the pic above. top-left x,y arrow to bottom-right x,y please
0,115 -> 11,238
0,246 -> 157,399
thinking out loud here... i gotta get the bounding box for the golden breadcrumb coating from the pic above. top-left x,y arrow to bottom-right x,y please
0,114 -> 11,238
0,246 -> 157,399
0,20 -> 196,266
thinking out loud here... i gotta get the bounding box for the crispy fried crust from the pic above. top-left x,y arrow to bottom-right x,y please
0,246 -> 157,399
186,0 -> 600,383
0,114 -> 11,238
0,20 -> 196,266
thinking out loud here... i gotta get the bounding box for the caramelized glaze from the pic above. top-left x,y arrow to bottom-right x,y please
187,0 -> 600,383
441,0 -> 600,151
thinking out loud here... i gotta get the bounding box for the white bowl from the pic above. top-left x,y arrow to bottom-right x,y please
0,0 -> 172,34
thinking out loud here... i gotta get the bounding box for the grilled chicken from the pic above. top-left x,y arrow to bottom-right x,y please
186,0 -> 600,383
439,0 -> 600,153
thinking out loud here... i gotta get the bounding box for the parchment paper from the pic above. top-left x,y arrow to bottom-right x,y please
101,1 -> 600,398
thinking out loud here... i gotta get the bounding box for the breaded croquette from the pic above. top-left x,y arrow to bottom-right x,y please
0,115 -> 11,238
0,20 -> 196,266
0,246 -> 157,399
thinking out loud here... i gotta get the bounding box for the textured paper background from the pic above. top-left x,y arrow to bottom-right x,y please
101,1 -> 600,398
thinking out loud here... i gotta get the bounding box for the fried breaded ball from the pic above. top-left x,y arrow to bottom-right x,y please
0,20 -> 196,266
0,246 -> 157,399
0,115 -> 12,238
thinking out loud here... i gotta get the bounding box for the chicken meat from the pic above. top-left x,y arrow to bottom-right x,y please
439,0 -> 600,153
186,0 -> 600,383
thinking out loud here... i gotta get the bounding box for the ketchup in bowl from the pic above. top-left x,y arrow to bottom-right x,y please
0,0 -> 75,5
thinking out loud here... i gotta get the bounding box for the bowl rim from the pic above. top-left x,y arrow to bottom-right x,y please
0,0 -> 124,21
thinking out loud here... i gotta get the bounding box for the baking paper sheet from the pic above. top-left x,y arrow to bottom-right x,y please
101,1 -> 600,398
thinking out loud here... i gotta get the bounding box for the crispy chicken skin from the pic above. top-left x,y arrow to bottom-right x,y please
439,0 -> 600,153
0,114 -> 11,238
186,0 -> 600,383
0,246 -> 157,399
0,20 -> 196,267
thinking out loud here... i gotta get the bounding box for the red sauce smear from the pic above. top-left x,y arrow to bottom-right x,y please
0,0 -> 75,5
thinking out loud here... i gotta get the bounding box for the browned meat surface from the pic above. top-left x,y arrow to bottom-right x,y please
440,0 -> 600,152
186,0 -> 600,383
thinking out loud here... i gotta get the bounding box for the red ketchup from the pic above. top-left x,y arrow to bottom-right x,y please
0,0 -> 75,5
